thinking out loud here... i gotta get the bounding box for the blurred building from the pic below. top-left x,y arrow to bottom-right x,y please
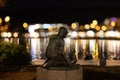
26,18 -> 120,61
1,16 -> 120,61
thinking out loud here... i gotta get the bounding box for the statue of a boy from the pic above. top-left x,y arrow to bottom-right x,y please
42,27 -> 78,69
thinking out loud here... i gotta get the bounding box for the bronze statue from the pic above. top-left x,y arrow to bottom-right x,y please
42,27 -> 78,69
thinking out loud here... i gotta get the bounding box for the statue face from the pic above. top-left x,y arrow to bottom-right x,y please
59,27 -> 68,38
60,30 -> 68,38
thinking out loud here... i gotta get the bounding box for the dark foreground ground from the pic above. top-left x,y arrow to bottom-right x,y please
0,65 -> 120,80
83,66 -> 120,80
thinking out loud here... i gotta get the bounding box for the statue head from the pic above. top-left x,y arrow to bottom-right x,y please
58,27 -> 68,38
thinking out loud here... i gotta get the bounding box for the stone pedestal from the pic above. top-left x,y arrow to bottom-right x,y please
37,66 -> 83,80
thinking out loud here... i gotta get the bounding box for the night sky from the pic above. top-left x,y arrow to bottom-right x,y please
7,0 -> 120,8
1,0 -> 120,24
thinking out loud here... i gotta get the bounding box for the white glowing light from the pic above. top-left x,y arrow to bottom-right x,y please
7,32 -> 12,37
78,32 -> 86,38
86,30 -> 95,37
30,32 -> 39,38
84,24 -> 90,29
43,24 -> 51,28
13,32 -> 18,37
71,31 -> 78,38
105,31 -> 115,37
115,31 -> 120,38
1,32 -> 7,37
4,16 -> 10,22
28,24 -> 41,33
96,30 -> 104,38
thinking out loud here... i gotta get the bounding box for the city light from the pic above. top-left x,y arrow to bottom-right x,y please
1,17 -> 120,60
86,30 -> 95,37
23,22 -> 28,29
4,16 -> 10,22
13,32 -> 18,37
0,17 -> 2,23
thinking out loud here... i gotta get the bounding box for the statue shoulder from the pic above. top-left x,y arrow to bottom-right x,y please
50,35 -> 57,38
49,35 -> 59,40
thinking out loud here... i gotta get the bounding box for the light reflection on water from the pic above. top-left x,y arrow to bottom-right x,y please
30,35 -> 120,61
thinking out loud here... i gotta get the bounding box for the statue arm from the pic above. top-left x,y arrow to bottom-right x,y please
59,39 -> 65,54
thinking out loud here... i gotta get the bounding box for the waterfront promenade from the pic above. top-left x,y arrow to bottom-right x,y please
31,59 -> 120,66
1,59 -> 120,80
